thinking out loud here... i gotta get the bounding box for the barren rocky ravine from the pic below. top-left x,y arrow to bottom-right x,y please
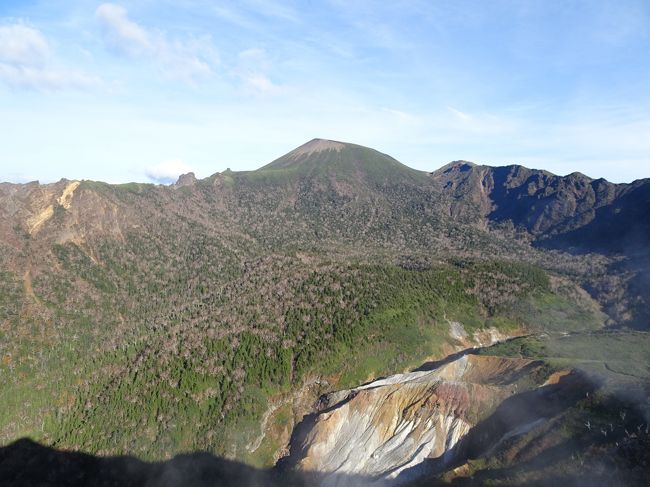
280,336 -> 579,486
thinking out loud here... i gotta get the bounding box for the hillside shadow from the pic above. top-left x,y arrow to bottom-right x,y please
533,181 -> 650,257
413,347 -> 477,372
415,335 -> 530,372
0,438 -> 370,487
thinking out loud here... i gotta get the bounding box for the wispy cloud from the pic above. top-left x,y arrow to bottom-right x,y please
241,0 -> 301,23
211,5 -> 258,30
210,1 -> 301,31
234,48 -> 281,95
145,159 -> 193,184
0,23 -> 49,65
0,23 -> 99,91
95,3 -> 151,56
96,3 -> 219,84
446,106 -> 516,135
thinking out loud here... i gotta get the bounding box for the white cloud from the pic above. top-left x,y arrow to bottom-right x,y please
0,23 -> 99,91
0,63 -> 99,90
95,3 -> 219,84
447,106 -> 471,122
234,48 -> 281,95
95,3 -> 151,56
145,159 -> 193,184
0,24 -> 49,66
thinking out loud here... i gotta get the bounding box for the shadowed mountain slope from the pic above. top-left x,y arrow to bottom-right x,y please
431,161 -> 650,254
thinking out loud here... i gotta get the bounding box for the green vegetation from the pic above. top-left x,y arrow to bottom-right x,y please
482,330 -> 650,385
0,143 -> 624,470
1,235 -> 603,462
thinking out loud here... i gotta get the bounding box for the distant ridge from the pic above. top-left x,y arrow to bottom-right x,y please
431,161 -> 650,253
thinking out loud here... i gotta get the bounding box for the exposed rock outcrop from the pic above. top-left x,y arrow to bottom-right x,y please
288,354 -> 548,486
175,172 -> 197,187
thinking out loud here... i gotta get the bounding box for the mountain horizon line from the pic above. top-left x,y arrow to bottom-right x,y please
2,137 -> 647,187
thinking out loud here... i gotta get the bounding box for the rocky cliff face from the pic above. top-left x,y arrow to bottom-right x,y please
430,161 -> 650,254
287,353 -> 551,486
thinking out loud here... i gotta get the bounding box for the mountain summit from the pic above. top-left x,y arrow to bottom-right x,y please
259,138 -> 423,184
280,138 -> 346,158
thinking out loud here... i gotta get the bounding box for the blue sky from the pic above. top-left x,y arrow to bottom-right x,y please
0,0 -> 649,184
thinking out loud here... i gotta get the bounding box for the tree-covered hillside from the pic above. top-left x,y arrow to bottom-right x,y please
0,139 -> 643,467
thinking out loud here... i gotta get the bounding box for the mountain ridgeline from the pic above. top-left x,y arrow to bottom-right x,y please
432,160 -> 650,254
0,138 -> 649,485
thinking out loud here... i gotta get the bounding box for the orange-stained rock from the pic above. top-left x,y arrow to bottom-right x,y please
290,354 -> 547,485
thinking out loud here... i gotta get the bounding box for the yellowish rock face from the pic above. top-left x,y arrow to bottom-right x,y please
26,180 -> 79,234
27,204 -> 54,234
57,181 -> 80,209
